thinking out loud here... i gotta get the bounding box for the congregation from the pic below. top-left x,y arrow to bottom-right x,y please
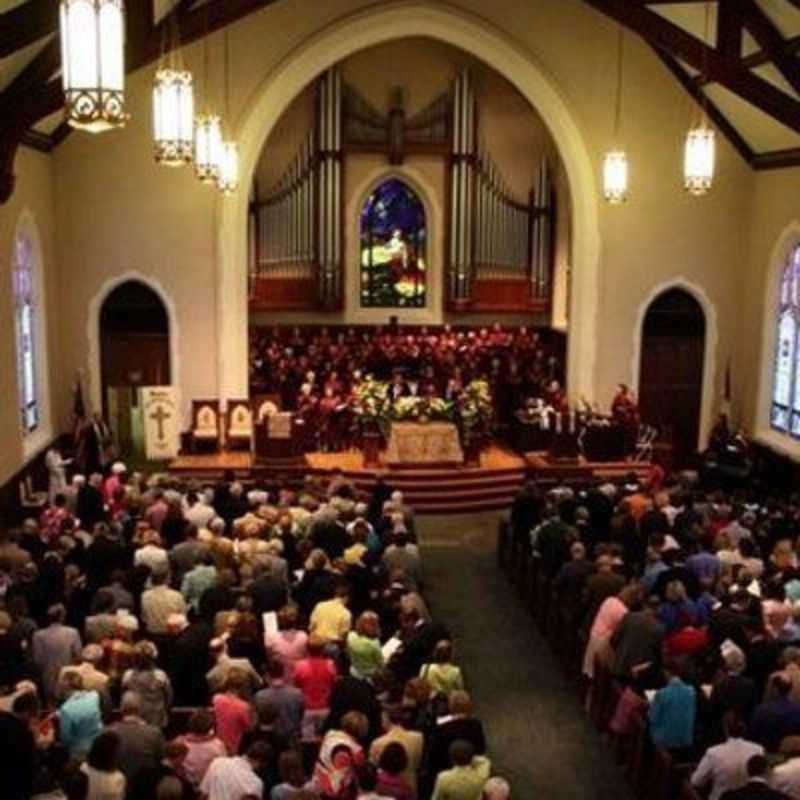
505,468 -> 800,800
0,465 -> 510,800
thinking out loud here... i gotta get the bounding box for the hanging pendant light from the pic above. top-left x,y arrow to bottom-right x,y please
684,2 -> 715,196
603,150 -> 628,205
684,124 -> 715,196
193,3 -> 222,182
194,113 -> 223,182
217,25 -> 238,195
59,0 -> 127,132
602,25 -> 628,203
217,141 -> 239,194
153,14 -> 194,166
153,68 -> 195,166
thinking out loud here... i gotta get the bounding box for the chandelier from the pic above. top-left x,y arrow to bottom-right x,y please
603,25 -> 628,204
153,68 -> 195,166
59,0 -> 127,132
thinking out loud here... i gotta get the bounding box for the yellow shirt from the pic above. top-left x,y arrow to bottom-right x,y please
432,757 -> 491,800
310,598 -> 352,643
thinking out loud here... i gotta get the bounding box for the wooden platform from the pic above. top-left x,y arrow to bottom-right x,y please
168,445 -> 526,514
166,447 -> 652,513
524,451 -> 651,486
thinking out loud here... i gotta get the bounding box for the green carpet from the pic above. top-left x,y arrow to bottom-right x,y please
417,513 -> 633,800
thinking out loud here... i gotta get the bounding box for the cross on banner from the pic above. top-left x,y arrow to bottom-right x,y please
150,405 -> 170,441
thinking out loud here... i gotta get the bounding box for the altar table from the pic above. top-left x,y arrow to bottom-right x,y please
385,421 -> 464,466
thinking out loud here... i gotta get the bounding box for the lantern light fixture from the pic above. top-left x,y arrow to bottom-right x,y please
602,25 -> 628,204
59,0 -> 127,133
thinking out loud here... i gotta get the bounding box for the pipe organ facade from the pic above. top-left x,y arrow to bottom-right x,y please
249,66 -> 557,316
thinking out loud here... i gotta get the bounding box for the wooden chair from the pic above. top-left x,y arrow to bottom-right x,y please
225,399 -> 253,450
191,400 -> 221,453
19,475 -> 47,515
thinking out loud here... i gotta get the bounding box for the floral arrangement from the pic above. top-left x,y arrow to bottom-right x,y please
457,379 -> 494,435
349,378 -> 486,432
351,378 -> 390,433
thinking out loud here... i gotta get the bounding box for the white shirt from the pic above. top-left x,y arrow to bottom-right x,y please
185,502 -> 218,530
691,738 -> 764,800
772,757 -> 800,799
200,756 -> 263,800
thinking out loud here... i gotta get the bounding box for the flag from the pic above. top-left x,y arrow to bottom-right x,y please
721,358 -> 732,417
72,373 -> 86,432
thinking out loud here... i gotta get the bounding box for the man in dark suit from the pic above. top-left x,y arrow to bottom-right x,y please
390,608 -> 449,683
77,474 -> 106,532
426,690 -> 487,778
720,754 -> 790,799
247,561 -> 288,617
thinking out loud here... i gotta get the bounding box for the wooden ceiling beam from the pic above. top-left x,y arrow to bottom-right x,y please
0,0 -> 58,58
0,37 -> 60,113
652,46 -> 755,164
583,0 -> 800,132
752,147 -> 800,169
717,0 -> 743,60
734,0 -> 800,95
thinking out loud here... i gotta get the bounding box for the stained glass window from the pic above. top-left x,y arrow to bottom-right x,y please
13,234 -> 38,434
360,178 -> 427,308
771,245 -> 800,436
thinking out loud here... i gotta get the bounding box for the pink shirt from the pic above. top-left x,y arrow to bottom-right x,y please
180,732 -> 227,786
293,656 -> 337,711
213,693 -> 253,754
265,630 -> 309,683
590,596 -> 628,641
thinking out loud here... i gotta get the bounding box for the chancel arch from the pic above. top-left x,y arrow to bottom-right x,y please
218,2 -> 600,402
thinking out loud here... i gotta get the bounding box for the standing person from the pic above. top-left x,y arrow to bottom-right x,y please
106,691 -> 165,787
314,711 -> 368,800
212,668 -> 255,755
32,603 -> 82,703
57,671 -> 103,759
46,448 -> 72,505
122,641 -> 173,728
81,731 -> 126,800
200,740 -> 271,800
691,714 -> 764,800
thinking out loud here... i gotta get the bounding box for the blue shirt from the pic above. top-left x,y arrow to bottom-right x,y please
649,678 -> 696,750
59,690 -> 102,758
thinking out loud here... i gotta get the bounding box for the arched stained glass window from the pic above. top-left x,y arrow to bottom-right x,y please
771,245 -> 800,437
360,178 -> 427,308
13,234 -> 39,434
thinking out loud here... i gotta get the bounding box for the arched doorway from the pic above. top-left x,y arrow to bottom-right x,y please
639,288 -> 706,466
100,281 -> 170,451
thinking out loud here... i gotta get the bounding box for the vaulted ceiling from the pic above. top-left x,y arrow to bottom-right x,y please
1,0 -> 799,203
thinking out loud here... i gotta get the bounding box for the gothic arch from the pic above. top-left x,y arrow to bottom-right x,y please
217,1 -> 601,402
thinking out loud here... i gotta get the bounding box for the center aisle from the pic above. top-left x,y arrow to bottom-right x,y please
417,513 -> 633,800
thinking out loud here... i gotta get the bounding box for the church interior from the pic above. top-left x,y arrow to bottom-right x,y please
2,1 -> 800,799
